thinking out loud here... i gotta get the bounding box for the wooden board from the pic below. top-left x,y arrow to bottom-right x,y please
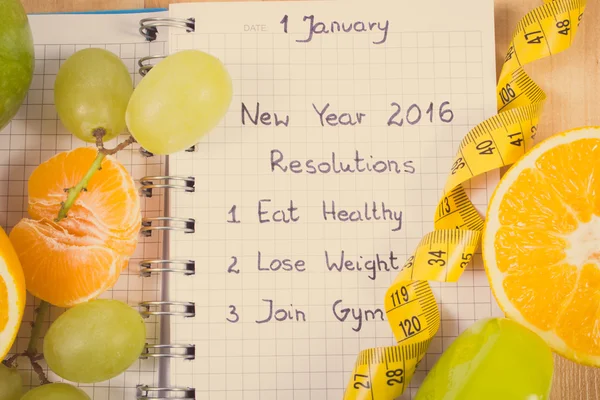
18,0 -> 600,398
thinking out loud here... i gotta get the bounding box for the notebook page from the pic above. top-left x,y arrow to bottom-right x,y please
3,11 -> 168,399
166,1 -> 502,398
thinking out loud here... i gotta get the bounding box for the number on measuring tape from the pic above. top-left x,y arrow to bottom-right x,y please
439,196 -> 451,217
460,253 -> 473,268
353,374 -> 371,390
390,286 -> 410,307
507,131 -> 524,147
427,250 -> 446,266
399,316 -> 422,337
343,1 -> 587,398
525,30 -> 544,44
402,255 -> 414,270
505,45 -> 515,62
476,140 -> 495,155
557,19 -> 570,35
451,157 -> 465,174
386,369 -> 404,386
499,83 -> 516,105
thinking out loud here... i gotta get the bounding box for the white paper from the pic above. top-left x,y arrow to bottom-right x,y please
165,1 -> 503,398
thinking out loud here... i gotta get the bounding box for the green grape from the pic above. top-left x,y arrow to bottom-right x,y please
415,317 -> 553,400
54,48 -> 133,143
43,299 -> 146,383
126,49 -> 232,155
0,363 -> 22,400
20,383 -> 90,400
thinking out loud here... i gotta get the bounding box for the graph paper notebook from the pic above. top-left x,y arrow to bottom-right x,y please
4,1 -> 504,399
4,9 -> 170,400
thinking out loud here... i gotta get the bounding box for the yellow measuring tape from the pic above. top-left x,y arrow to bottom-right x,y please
344,0 -> 587,398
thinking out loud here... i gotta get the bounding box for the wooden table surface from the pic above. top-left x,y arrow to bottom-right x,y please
19,0 -> 600,398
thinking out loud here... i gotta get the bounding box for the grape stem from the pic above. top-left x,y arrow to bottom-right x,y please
55,151 -> 105,222
94,128 -> 137,155
26,300 -> 50,355
3,301 -> 51,384
26,301 -> 51,384
55,129 -> 136,222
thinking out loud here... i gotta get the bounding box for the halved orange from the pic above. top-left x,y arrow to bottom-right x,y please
483,126 -> 600,366
9,147 -> 141,308
0,225 -> 26,360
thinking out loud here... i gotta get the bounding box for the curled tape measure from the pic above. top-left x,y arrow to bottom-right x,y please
343,0 -> 587,398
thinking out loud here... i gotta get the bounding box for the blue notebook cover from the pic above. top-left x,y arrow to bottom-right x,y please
29,7 -> 167,15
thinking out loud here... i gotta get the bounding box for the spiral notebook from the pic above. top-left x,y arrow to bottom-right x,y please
5,1 -> 502,399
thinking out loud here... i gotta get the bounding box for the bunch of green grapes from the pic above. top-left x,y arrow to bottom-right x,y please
34,43 -> 233,394
55,47 -> 232,155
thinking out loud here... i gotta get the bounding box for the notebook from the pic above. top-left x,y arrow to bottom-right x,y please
4,1 -> 503,399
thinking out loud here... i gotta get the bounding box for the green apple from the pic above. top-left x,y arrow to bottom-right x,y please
0,0 -> 34,131
415,317 -> 553,400
0,363 -> 22,400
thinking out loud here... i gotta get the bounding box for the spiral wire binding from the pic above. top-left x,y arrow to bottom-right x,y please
137,385 -> 196,400
136,15 -> 198,400
142,344 -> 196,360
140,259 -> 196,277
140,176 -> 196,198
139,16 -> 195,41
139,301 -> 196,318
141,216 -> 196,237
137,17 -> 195,76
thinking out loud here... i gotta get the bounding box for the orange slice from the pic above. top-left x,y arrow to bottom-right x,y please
483,126 -> 600,366
9,147 -> 141,308
0,225 -> 26,360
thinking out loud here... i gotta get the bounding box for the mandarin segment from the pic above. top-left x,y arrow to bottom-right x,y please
534,138 -> 600,223
27,147 -> 140,235
10,218 -> 127,307
9,147 -> 141,308
555,264 -> 600,356
502,263 -> 578,331
494,227 -> 567,273
498,168 -> 579,234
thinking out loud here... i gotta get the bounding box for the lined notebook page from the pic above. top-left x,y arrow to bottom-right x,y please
3,11 -> 168,399
165,1 -> 502,398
